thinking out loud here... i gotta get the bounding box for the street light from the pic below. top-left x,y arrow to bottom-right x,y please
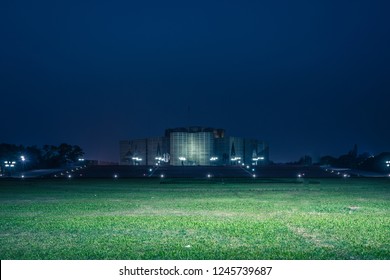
179,157 -> 186,166
252,156 -> 265,165
155,156 -> 164,165
210,156 -> 218,165
20,155 -> 26,172
4,161 -> 16,177
131,157 -> 142,165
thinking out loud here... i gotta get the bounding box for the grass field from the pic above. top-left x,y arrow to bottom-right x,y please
0,178 -> 389,260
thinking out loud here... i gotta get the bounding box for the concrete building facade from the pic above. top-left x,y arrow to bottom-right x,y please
120,127 -> 269,166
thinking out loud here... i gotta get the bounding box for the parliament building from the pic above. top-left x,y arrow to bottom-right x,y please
120,127 -> 269,166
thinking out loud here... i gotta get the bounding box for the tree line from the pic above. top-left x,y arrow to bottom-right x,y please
319,149 -> 390,172
289,144 -> 390,173
0,143 -> 84,169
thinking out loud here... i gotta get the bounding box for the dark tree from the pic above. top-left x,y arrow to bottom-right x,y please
1,143 -> 85,170
319,155 -> 337,166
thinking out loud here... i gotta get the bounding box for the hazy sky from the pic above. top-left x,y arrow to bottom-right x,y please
1,0 -> 389,162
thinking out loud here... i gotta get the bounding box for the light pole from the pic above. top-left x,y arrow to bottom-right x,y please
210,157 -> 218,166
252,156 -> 265,166
4,161 -> 16,177
179,157 -> 186,166
231,156 -> 241,165
131,157 -> 142,165
20,155 -> 26,171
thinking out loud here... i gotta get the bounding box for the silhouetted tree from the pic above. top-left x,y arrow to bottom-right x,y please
319,155 -> 337,166
1,143 -> 84,169
298,155 -> 312,166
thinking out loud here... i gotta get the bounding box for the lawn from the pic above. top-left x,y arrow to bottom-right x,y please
0,178 -> 389,259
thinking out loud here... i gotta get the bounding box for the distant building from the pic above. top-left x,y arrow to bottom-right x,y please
120,127 -> 269,166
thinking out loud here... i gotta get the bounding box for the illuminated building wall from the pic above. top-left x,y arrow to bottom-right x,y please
243,139 -> 269,165
146,137 -> 169,166
119,139 -> 146,165
229,137 -> 244,164
214,137 -> 244,164
170,132 -> 188,166
170,131 -> 214,166
120,127 -> 268,166
120,137 -> 169,165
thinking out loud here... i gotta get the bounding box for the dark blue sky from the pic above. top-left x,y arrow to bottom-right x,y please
1,0 -> 389,162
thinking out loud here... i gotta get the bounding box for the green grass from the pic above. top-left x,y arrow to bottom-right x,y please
0,178 -> 389,259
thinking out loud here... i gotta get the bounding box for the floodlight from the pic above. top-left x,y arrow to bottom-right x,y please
252,157 -> 265,161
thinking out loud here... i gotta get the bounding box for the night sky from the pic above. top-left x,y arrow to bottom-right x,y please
1,0 -> 389,163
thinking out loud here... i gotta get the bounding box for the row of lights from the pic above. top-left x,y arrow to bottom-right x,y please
4,161 -> 16,167
53,165 -> 87,178
325,169 -> 351,178
3,155 -> 26,167
130,156 -> 264,165
157,173 -> 259,179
